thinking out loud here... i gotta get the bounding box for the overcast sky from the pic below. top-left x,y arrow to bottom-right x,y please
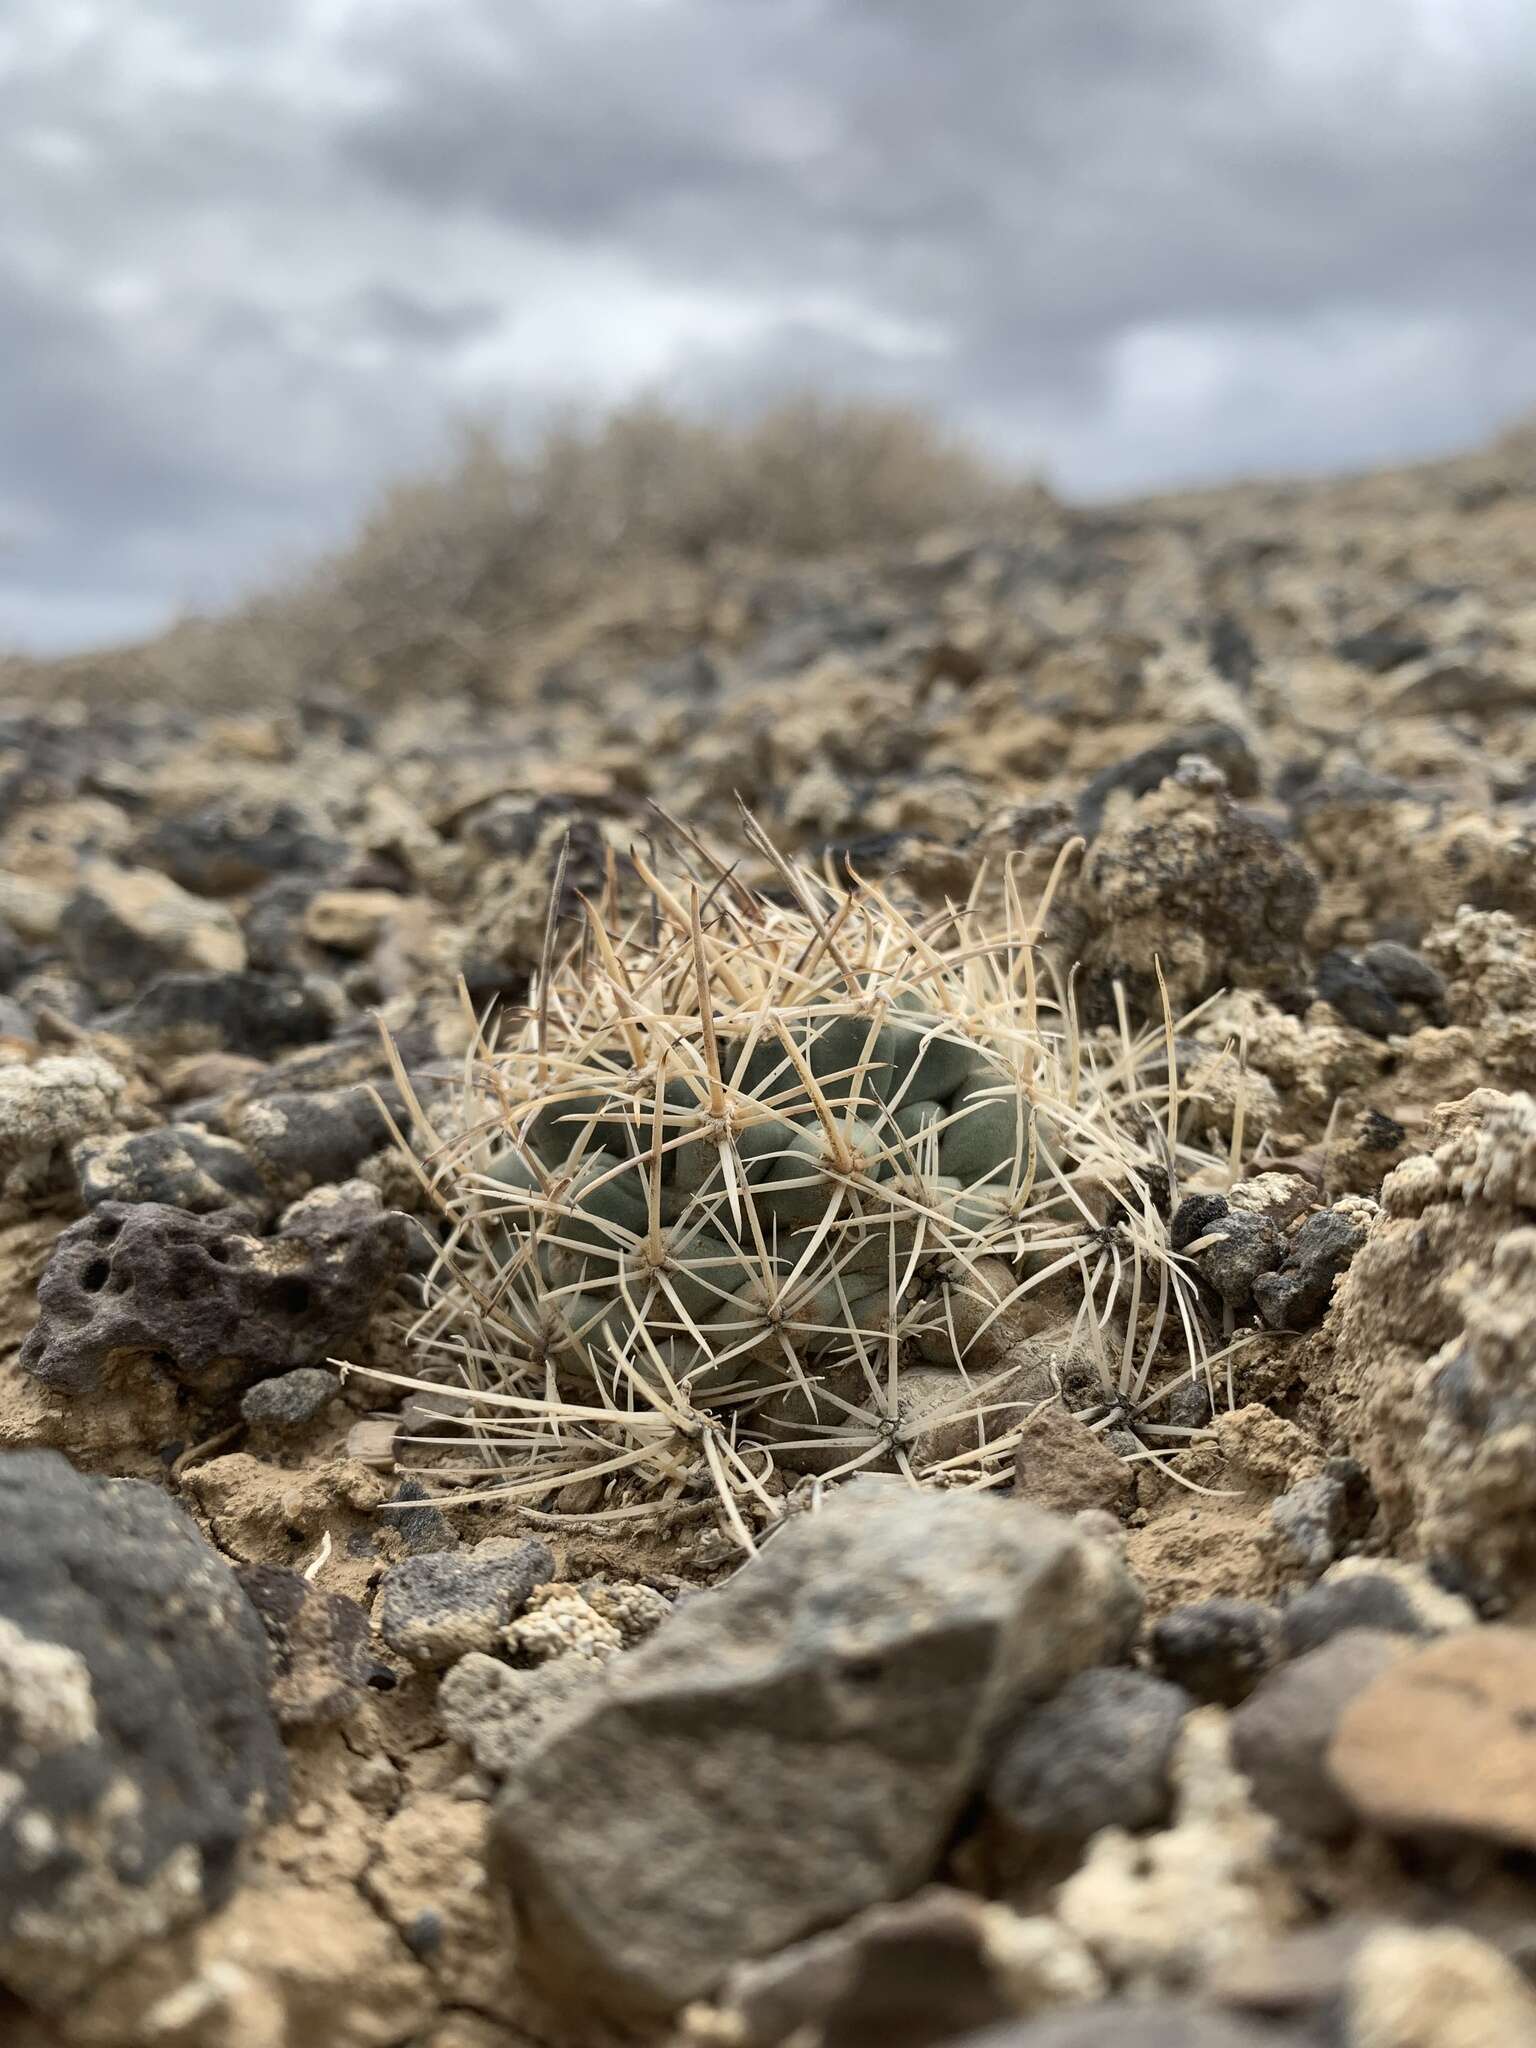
6,0 -> 1536,652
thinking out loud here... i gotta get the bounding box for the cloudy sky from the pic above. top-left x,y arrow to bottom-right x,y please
6,0 -> 1536,651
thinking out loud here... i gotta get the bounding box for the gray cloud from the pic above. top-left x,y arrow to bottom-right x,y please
4,0 -> 1536,649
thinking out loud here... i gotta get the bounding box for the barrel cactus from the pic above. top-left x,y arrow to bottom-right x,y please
366,826 -> 1239,1548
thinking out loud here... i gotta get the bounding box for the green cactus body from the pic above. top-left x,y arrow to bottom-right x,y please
381,831 -> 1226,1545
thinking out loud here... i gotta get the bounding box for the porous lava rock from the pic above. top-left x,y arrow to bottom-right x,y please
19,1197 -> 410,1404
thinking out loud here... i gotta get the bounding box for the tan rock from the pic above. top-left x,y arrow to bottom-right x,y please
1346,1923 -> 1536,2048
1013,1403 -> 1133,1516
302,889 -> 405,955
1328,1626 -> 1536,1849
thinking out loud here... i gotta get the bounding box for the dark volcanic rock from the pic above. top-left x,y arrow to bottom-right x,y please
71,1123 -> 273,1221
1268,1458 -> 1371,1580
0,1450 -> 285,2003
1150,1598 -> 1282,1707
237,1565 -> 379,1726
1279,1563 -> 1475,1660
102,970 -> 336,1058
489,1485 -> 1140,2017
239,1366 -> 340,1433
981,1666 -> 1189,1880
1228,1629 -> 1411,1840
139,799 -> 348,896
1359,940 -> 1447,1017
375,1538 -> 556,1668
1075,722 -> 1259,836
1314,952 -> 1403,1039
58,864 -> 245,1002
233,1084 -> 398,1197
19,1199 -> 410,1404
1184,1209 -> 1285,1316
1253,1205 -> 1372,1331
715,1887 -> 1027,2048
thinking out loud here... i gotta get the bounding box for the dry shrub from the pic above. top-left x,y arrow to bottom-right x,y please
37,399 -> 1033,712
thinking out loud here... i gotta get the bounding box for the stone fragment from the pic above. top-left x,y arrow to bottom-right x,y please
59,862 -> 245,1000
1254,1201 -> 1373,1330
375,1538 -> 556,1669
140,798 -> 348,895
20,1198 -> 410,1403
0,1451 -> 285,2004
981,1667 -> 1189,1880
1328,1626 -> 1536,1850
489,1486 -> 1141,2016
103,970 -> 335,1057
237,1564 -> 380,1726
1278,1560 -> 1475,1660
239,1366 -> 340,1433
1360,940 -> 1447,1017
72,1123 -> 273,1221
707,1888 -> 1103,2048
1315,952 -> 1404,1039
1267,1458 -> 1370,1580
1150,1599 -> 1282,1707
1229,1630 -> 1412,1840
1012,1404 -> 1133,1516
233,1083 -> 398,1196
1184,1208 -> 1286,1315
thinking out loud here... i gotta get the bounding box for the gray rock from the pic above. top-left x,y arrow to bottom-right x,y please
1267,1458 -> 1369,1580
237,1565 -> 380,1727
101,971 -> 336,1058
439,1651 -> 607,1782
1360,941 -> 1447,1018
1149,1599 -> 1281,1706
239,1367 -> 340,1433
72,1124 -> 273,1221
716,1887 -> 1028,2048
1228,1629 -> 1412,1840
1314,952 -> 1403,1039
1253,1206 -> 1371,1331
489,1486 -> 1142,2016
139,799 -> 348,896
242,877 -> 325,975
375,1537 -> 556,1668
982,1667 -> 1189,1879
0,1451 -> 285,2005
59,864 -> 245,1001
378,1477 -> 460,1556
20,1198 -> 410,1404
1279,1561 -> 1476,1659
1186,1210 -> 1285,1315
233,1084 -> 398,1197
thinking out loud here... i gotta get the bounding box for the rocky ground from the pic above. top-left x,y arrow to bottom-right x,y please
2,417 -> 1536,2047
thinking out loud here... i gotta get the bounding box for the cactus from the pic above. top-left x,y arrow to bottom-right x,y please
359,822 -> 1246,1550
